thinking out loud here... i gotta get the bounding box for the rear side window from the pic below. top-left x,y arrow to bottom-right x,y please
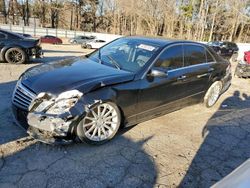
154,45 -> 183,70
206,50 -> 215,62
184,45 -> 206,66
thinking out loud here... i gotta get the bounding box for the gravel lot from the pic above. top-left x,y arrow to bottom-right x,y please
0,43 -> 250,188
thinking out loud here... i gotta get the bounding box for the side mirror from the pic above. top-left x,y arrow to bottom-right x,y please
148,68 -> 167,78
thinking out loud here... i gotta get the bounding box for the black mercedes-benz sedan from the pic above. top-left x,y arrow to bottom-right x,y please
12,36 -> 231,144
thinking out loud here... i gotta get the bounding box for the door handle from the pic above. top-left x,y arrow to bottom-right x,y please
177,75 -> 187,81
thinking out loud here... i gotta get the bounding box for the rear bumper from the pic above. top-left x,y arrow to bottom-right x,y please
28,46 -> 43,58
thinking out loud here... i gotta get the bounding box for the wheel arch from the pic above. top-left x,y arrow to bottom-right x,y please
0,45 -> 26,62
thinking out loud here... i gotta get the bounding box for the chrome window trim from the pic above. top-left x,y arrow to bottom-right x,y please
142,42 -> 217,79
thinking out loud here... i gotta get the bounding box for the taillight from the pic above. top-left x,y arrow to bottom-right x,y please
37,39 -> 41,46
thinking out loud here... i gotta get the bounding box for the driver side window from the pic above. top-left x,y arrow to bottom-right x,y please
154,45 -> 184,70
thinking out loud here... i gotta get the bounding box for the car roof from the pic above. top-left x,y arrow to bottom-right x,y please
124,36 -> 205,48
0,29 -> 24,38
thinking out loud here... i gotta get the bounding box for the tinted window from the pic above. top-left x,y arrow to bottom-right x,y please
206,50 -> 214,62
0,33 -> 6,39
184,45 -> 206,66
154,45 -> 183,70
227,42 -> 237,48
96,40 -> 105,43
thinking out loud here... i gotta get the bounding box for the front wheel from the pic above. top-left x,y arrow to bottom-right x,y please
5,48 -> 26,64
204,81 -> 222,108
76,102 -> 121,145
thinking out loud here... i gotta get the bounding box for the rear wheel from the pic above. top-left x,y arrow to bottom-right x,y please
86,44 -> 92,49
76,102 -> 121,145
204,81 -> 222,108
5,48 -> 26,64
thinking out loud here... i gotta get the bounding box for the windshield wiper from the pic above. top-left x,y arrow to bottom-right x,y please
106,55 -> 121,70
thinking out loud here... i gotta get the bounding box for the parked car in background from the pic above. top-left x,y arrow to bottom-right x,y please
81,39 -> 107,49
12,37 -> 231,145
69,35 -> 95,44
244,51 -> 250,64
40,35 -> 63,44
235,51 -> 250,78
0,29 -> 42,64
16,33 -> 32,38
207,41 -> 239,61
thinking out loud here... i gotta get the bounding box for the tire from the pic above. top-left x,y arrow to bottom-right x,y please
204,81 -> 223,108
81,44 -> 87,49
5,48 -> 26,64
76,102 -> 121,145
86,44 -> 92,49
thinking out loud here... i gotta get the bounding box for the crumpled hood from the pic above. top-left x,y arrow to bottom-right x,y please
21,56 -> 135,94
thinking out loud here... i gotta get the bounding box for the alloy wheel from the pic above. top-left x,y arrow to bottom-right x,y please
7,49 -> 23,63
208,83 -> 221,107
82,103 -> 119,142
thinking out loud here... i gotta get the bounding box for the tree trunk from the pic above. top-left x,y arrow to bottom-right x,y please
209,0 -> 219,41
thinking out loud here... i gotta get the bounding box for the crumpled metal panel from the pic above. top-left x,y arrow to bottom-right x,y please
27,90 -> 86,137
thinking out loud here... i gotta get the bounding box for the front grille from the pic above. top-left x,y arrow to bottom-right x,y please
12,82 -> 36,110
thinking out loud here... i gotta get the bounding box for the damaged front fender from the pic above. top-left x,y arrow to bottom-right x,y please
27,90 -> 89,141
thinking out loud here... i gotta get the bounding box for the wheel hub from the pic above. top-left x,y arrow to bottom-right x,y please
82,103 -> 118,142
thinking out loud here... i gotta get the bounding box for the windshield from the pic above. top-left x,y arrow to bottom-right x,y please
88,38 -> 160,72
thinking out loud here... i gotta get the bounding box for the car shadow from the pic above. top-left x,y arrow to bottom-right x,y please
179,90 -> 250,188
0,81 -> 157,188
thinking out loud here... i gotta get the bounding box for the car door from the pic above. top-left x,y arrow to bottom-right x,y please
0,32 -> 7,60
137,44 -> 190,122
182,44 -> 213,101
0,32 -> 7,48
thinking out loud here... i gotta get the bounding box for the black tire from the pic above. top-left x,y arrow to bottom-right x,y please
76,102 -> 121,145
204,81 -> 222,108
5,48 -> 26,64
86,44 -> 92,49
81,44 -> 87,49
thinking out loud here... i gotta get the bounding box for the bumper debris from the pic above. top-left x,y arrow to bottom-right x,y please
27,90 -> 86,141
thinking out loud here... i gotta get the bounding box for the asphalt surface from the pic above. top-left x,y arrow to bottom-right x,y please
0,44 -> 250,188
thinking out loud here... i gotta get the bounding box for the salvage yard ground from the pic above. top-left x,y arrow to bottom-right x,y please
0,43 -> 250,188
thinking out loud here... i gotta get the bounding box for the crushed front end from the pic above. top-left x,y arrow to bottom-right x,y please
27,90 -> 87,144
12,84 -> 87,144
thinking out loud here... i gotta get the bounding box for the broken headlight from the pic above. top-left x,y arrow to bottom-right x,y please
31,90 -> 83,116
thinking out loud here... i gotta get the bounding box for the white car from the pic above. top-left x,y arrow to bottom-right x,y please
82,39 -> 108,49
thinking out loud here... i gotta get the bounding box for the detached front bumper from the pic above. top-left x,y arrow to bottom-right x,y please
12,90 -> 89,144
12,104 -> 75,144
